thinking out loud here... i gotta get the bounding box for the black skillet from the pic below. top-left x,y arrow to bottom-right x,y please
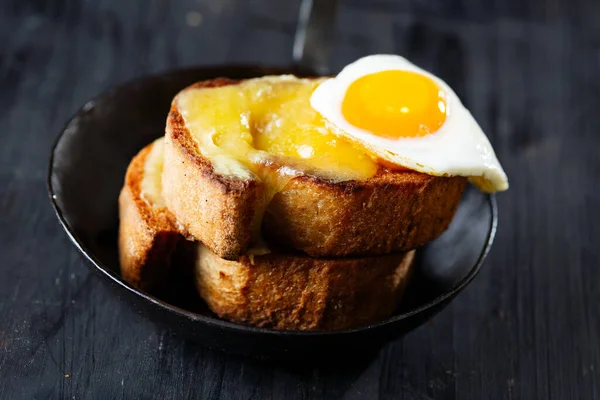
47,0 -> 498,360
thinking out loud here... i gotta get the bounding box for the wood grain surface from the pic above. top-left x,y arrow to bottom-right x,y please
1,0 -> 599,398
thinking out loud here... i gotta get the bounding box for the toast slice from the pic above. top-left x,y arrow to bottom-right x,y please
163,77 -> 466,260
118,138 -> 181,291
196,244 -> 415,331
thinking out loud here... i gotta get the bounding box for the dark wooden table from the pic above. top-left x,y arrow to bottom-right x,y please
1,0 -> 599,398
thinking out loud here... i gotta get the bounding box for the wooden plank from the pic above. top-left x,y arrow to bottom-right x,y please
0,0 -> 598,398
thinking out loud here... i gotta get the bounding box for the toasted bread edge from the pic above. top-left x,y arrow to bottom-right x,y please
118,141 -> 181,291
195,245 -> 415,331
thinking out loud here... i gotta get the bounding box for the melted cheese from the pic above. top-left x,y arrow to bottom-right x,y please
140,138 -> 166,208
175,76 -> 378,183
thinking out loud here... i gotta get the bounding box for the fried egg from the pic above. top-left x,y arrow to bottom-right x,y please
310,54 -> 508,192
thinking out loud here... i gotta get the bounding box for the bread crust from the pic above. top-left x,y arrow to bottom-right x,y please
163,103 -> 261,259
264,170 -> 465,256
163,78 -> 467,259
118,142 -> 181,291
195,245 -> 415,331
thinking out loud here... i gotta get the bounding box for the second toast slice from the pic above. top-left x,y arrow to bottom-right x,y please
119,138 -> 181,291
196,244 -> 415,331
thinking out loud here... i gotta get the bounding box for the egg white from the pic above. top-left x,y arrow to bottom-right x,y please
310,54 -> 508,192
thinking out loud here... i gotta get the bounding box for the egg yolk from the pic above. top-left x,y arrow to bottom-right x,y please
341,70 -> 447,138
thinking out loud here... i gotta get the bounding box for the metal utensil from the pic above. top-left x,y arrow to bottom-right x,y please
293,0 -> 338,75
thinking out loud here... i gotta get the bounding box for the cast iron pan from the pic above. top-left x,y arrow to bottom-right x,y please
47,64 -> 497,360
47,0 -> 498,360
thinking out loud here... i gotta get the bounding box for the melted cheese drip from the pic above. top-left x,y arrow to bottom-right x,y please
140,138 -> 166,208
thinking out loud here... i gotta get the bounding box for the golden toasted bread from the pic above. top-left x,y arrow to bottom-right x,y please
163,77 -> 466,259
118,138 -> 181,291
195,244 -> 415,331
